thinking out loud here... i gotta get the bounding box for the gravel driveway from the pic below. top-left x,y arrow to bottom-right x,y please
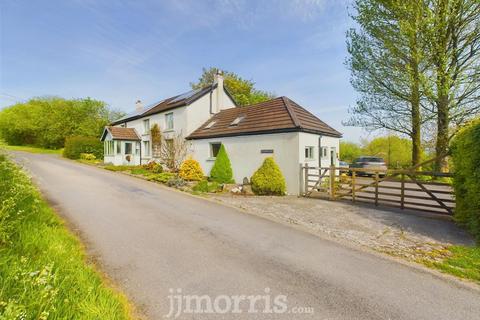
210,194 -> 473,261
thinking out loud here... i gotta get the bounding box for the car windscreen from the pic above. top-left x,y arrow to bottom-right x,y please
363,157 -> 384,162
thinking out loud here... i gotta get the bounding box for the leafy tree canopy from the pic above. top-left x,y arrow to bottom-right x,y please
339,141 -> 363,163
340,135 -> 419,169
0,97 -> 123,149
190,67 -> 275,106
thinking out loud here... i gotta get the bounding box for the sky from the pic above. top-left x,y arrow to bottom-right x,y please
0,0 -> 372,142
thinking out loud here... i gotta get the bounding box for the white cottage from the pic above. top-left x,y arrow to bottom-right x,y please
101,72 -> 342,194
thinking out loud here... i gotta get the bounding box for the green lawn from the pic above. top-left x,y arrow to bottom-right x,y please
0,153 -> 135,319
2,144 -> 63,154
419,246 -> 480,283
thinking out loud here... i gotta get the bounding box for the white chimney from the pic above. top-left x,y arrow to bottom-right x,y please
214,70 -> 224,113
135,100 -> 143,113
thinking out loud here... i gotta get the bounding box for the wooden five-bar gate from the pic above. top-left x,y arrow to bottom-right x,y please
300,163 -> 455,215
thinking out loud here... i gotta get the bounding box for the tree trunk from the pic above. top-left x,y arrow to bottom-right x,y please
435,94 -> 449,172
410,61 -> 422,167
408,15 -> 422,167
433,0 -> 450,173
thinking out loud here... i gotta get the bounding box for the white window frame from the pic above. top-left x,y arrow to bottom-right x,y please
165,112 -> 174,130
105,140 -> 114,156
143,141 -> 150,157
143,119 -> 150,134
305,146 -> 315,160
136,142 -> 141,155
124,142 -> 133,155
321,146 -> 328,158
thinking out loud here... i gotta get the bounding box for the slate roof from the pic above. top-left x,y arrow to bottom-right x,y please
111,84 -> 236,125
186,96 -> 342,139
101,126 -> 141,141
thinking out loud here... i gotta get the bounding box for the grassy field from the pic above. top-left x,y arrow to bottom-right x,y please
2,144 -> 63,154
0,153 -> 135,319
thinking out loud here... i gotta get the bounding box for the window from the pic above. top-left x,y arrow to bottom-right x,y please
230,115 -> 245,126
143,141 -> 150,157
116,141 -> 121,154
104,141 -> 114,156
305,146 -> 314,160
165,112 -> 174,130
205,120 -> 216,129
125,142 -> 132,155
210,143 -> 221,158
136,142 -> 141,155
330,147 -> 336,166
143,119 -> 150,133
321,147 -> 328,158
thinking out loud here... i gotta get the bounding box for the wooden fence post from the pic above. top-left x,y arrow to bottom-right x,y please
299,164 -> 304,195
400,173 -> 405,209
304,163 -> 309,196
330,165 -> 336,200
374,171 -> 379,206
352,171 -> 356,203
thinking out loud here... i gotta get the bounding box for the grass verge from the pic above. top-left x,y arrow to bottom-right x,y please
418,246 -> 480,283
2,144 -> 63,155
0,153 -> 135,319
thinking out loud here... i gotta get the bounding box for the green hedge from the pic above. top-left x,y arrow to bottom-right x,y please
63,136 -> 103,160
451,118 -> 480,243
210,144 -> 234,183
251,157 -> 286,195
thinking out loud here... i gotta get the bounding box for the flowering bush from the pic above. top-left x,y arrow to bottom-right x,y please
179,158 -> 204,181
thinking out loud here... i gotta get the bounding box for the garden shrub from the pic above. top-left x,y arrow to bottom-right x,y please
192,180 -> 221,193
80,153 -> 96,161
251,157 -> 286,196
210,144 -> 234,183
451,118 -> 480,243
63,136 -> 103,159
179,158 -> 204,181
143,161 -> 163,173
147,172 -> 176,184
167,177 -> 186,188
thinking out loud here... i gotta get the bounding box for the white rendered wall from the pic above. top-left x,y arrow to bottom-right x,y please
297,132 -> 340,168
190,132 -> 301,195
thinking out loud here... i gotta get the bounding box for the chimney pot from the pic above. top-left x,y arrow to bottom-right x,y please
135,100 -> 143,113
214,71 -> 224,113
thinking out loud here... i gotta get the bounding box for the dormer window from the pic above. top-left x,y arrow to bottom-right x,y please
205,121 -> 216,129
230,115 -> 245,126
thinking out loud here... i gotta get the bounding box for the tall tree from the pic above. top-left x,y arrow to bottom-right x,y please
345,0 -> 430,166
191,67 -> 275,106
424,0 -> 480,172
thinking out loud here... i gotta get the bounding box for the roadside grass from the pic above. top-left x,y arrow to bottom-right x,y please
418,246 -> 480,283
2,144 -> 63,155
0,153 -> 135,319
103,165 -> 136,172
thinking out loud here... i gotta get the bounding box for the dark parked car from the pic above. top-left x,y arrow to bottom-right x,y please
349,157 -> 387,176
